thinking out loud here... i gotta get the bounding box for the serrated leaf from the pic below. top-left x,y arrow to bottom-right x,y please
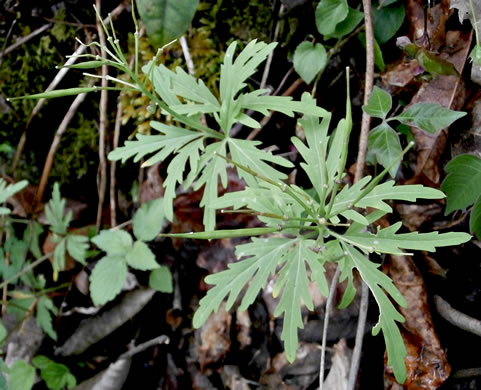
293,42 -> 327,84
392,103 -> 466,133
239,90 -> 328,119
193,141 -> 228,231
90,256 -> 128,306
367,123 -> 402,177
23,221 -> 44,259
133,197 -> 166,241
91,230 -> 133,255
315,0 -> 349,36
108,123 -> 204,166
36,295 -> 58,340
0,179 -> 28,204
45,183 -> 70,235
136,0 -> 199,47
470,196 -> 481,240
341,243 -> 407,383
32,356 -> 76,390
228,138 -> 292,187
53,237 -> 67,281
193,237 -> 294,328
8,360 -> 35,390
324,7 -> 364,40
163,138 -> 204,221
126,241 -> 159,270
343,222 -> 471,255
363,86 -> 392,119
356,181 -> 445,212
66,234 -> 88,265
373,2 -> 405,44
273,239 -> 321,362
149,266 -> 173,293
441,154 -> 481,214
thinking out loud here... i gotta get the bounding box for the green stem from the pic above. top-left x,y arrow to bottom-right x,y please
0,252 -> 54,290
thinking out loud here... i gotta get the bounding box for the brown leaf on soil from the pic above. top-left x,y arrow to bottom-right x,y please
406,30 -> 471,186
196,302 -> 232,370
382,60 -> 423,89
384,255 -> 450,390
323,339 -> 351,390
395,203 -> 442,231
139,163 -> 164,204
407,0 -> 451,51
220,365 -> 252,390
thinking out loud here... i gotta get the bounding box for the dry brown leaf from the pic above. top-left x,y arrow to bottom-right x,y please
384,255 -> 450,389
139,163 -> 164,204
323,339 -> 351,390
407,30 -> 471,185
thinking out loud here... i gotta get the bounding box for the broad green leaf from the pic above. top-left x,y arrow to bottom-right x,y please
441,154 -> 481,213
239,90 -> 328,119
273,239 -> 321,362
149,266 -> 173,293
341,243 -> 407,383
126,241 -> 159,270
36,295 -> 58,340
343,222 -> 472,255
367,123 -> 402,177
133,197 -> 166,241
363,86 -> 392,119
90,255 -> 128,306
194,141 -> 228,231
91,230 -> 133,255
293,42 -> 327,84
470,196 -> 481,240
0,179 -> 28,204
228,138 -> 292,187
392,102 -> 466,133
325,7 -> 364,39
66,234 -> 88,265
416,49 -> 459,76
108,123 -> 204,166
136,0 -> 199,47
356,181 -> 445,212
32,356 -> 76,390
193,237 -> 294,328
8,360 -> 35,390
45,183 -> 70,235
315,0 -> 349,36
470,44 -> 481,66
373,2 -> 405,44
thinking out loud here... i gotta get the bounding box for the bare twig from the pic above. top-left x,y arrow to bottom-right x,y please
434,295 -> 481,337
36,90 -> 91,204
1,23 -> 51,58
319,265 -> 341,390
353,0 -> 375,183
260,4 -> 284,89
119,335 -> 170,360
110,100 -> 123,227
347,281 -> 369,390
95,0 -> 109,232
0,19 -> 17,66
179,35 -> 195,76
11,1 -> 128,174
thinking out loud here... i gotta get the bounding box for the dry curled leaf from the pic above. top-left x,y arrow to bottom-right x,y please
384,255 -> 450,389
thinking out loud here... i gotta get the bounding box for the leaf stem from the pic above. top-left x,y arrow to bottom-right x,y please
0,251 -> 54,290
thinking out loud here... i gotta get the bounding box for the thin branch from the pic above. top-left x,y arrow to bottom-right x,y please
260,4 -> 284,89
353,0 -> 375,183
118,335 -> 170,360
11,1 -> 128,174
36,90 -> 91,204
95,0 -> 109,232
319,265 -> 341,390
434,295 -> 481,337
1,23 -> 51,58
110,100 -> 122,227
179,35 -> 195,76
0,19 -> 17,66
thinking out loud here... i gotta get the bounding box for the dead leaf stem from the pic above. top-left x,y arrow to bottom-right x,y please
434,295 -> 481,337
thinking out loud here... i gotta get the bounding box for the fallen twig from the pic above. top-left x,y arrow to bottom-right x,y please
110,101 -> 122,227
1,23 -> 51,58
434,295 -> 481,337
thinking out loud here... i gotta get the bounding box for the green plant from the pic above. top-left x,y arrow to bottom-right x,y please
441,154 -> 481,239
7,6 -> 471,384
365,86 -> 466,177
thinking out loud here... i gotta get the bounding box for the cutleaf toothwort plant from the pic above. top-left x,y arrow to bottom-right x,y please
8,6 -> 471,383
